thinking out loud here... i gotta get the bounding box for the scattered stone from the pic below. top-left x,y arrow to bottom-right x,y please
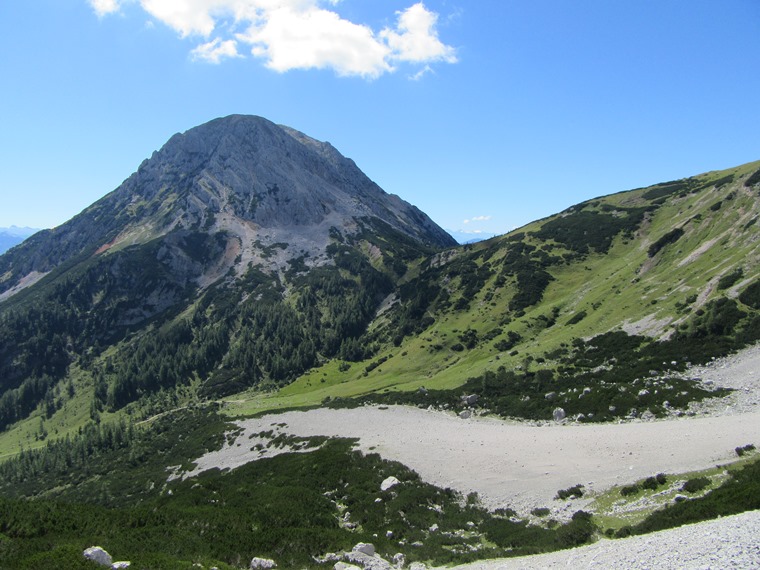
83,546 -> 112,567
638,389 -> 650,397
545,391 -> 557,400
552,407 -> 566,422
111,563 -> 131,569
250,557 -> 277,569
381,476 -> 400,491
353,543 -> 376,557
459,410 -> 472,419
392,553 -> 405,568
409,563 -> 428,570
461,394 -> 479,405
418,387 -> 428,395
429,523 -> 439,533
345,542 -> 393,570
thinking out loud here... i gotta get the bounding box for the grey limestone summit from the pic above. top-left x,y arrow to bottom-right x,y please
0,114 -> 455,299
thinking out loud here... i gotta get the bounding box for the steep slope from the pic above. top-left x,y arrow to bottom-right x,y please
0,115 -> 454,431
234,160 -> 760,418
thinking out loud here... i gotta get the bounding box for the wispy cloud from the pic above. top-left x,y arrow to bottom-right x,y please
462,215 -> 492,224
88,0 -> 121,17
87,1 -> 457,78
191,38 -> 241,64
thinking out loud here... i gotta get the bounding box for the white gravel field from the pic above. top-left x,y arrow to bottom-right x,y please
186,343 -> 760,568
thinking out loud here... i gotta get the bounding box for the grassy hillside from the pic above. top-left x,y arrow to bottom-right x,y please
225,160 -> 760,417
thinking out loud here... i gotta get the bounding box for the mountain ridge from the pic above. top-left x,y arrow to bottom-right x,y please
0,114 -> 454,300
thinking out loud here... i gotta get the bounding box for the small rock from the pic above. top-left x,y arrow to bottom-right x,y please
409,563 -> 428,570
84,547 -> 112,567
462,394 -> 479,405
459,410 -> 472,419
545,391 -> 557,400
353,543 -> 376,557
381,476 -> 400,491
638,389 -> 650,397
552,407 -> 566,422
429,523 -> 439,533
111,563 -> 131,570
250,558 -> 277,569
392,553 -> 406,568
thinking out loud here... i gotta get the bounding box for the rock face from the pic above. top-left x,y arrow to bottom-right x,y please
0,115 -> 455,298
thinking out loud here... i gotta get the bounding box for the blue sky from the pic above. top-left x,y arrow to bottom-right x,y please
1,1 -> 759,238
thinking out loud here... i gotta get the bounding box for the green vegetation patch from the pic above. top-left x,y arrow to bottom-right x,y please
0,408 -> 604,569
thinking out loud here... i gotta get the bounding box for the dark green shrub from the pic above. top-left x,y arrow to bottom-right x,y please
681,477 -> 710,494
620,484 -> 639,497
736,444 -> 756,457
531,507 -> 550,517
555,484 -> 584,500
744,168 -> 760,187
717,269 -> 743,290
648,227 -> 684,257
566,310 -> 587,326
739,280 -> 760,310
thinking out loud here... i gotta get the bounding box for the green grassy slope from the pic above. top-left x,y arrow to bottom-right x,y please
227,160 -> 760,416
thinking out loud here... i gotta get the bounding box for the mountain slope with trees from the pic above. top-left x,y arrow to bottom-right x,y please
0,116 -> 759,568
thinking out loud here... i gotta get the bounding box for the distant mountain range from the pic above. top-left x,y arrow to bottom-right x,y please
0,226 -> 39,254
446,229 -> 498,244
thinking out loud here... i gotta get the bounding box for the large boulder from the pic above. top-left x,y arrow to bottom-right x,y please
380,476 -> 400,491
83,547 -> 112,567
461,394 -> 479,405
352,543 -> 376,557
552,407 -> 566,422
344,543 -> 393,570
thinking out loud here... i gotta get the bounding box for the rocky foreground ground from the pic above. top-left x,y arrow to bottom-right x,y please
191,344 -> 760,569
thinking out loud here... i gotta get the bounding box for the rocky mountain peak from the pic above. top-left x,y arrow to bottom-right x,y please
0,115 -> 455,297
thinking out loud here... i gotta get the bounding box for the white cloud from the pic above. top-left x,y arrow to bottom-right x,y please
89,0 -> 122,17
462,215 -> 492,224
87,0 -> 456,78
239,5 -> 391,78
191,38 -> 241,63
381,3 -> 457,64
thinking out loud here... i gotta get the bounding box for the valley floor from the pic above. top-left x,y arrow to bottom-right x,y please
187,343 -> 760,566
